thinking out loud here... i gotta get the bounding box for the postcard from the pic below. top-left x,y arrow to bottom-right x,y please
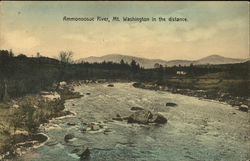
0,1 -> 249,161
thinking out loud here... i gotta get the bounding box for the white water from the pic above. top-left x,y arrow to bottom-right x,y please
18,83 -> 249,161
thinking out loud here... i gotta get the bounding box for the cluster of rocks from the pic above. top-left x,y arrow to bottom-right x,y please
128,110 -> 167,124
82,122 -> 104,132
112,108 -> 167,125
133,82 -> 249,112
70,79 -> 108,86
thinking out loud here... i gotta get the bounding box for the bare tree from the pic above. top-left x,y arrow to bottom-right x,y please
154,63 -> 160,68
58,50 -> 73,63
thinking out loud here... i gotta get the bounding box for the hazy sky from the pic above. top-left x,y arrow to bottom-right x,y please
0,1 -> 249,60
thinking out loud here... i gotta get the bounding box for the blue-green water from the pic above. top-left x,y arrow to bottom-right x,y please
18,83 -> 249,161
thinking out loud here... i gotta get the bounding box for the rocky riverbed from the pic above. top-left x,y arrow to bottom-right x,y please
17,82 -> 249,161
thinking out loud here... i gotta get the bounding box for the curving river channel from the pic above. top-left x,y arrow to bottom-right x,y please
19,83 -> 249,161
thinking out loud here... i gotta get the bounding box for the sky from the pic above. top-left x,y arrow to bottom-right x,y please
0,1 -> 249,61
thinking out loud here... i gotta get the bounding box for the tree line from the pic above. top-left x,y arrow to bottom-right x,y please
0,50 -> 249,100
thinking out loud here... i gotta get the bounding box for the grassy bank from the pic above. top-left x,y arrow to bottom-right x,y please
133,72 -> 249,110
133,61 -> 249,109
0,82 -> 82,159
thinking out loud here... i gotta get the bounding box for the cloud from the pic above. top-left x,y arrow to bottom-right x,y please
4,30 -> 40,50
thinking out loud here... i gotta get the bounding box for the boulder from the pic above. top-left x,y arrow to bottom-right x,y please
239,104 -> 248,112
128,110 -> 152,124
64,134 -> 74,142
128,110 -> 167,124
72,146 -> 90,160
67,122 -> 76,126
166,102 -> 178,107
107,84 -> 114,87
130,107 -> 144,111
149,113 -> 168,124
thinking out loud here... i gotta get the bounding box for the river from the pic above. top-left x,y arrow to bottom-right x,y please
18,83 -> 249,161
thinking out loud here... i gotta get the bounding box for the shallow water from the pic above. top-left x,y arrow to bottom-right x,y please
19,83 -> 249,161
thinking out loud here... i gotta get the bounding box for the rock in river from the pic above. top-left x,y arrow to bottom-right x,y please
72,146 -> 90,160
82,123 -> 103,132
107,84 -> 114,87
127,110 -> 167,124
130,106 -> 144,111
91,125 -> 101,131
64,134 -> 74,142
149,113 -> 168,124
67,122 -> 76,126
166,102 -> 178,107
239,104 -> 248,112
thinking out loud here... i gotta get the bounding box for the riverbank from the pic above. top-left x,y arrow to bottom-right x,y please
0,81 -> 83,160
133,81 -> 249,112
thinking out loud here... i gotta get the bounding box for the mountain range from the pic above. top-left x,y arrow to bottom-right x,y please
76,54 -> 247,68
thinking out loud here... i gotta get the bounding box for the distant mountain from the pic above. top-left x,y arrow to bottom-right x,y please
76,54 -> 168,68
76,54 -> 247,68
194,55 -> 246,65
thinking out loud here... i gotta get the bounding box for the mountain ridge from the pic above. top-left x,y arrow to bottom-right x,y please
76,54 -> 247,68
